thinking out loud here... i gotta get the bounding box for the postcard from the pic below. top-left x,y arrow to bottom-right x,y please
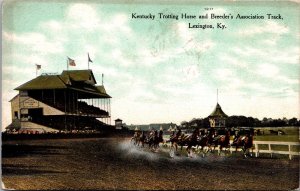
2,0 -> 299,190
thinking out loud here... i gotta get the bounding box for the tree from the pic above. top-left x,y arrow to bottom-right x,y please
288,118 -> 298,126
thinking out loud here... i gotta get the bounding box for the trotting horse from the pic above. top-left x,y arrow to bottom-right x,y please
242,133 -> 254,158
131,131 -> 141,146
186,128 -> 200,157
145,130 -> 164,151
196,134 -> 210,157
231,132 -> 254,158
215,130 -> 231,155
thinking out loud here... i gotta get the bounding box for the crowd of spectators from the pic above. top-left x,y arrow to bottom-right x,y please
40,99 -> 108,116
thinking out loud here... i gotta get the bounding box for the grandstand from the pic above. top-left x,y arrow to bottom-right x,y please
7,70 -> 112,133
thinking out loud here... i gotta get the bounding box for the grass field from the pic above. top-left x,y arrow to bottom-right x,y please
253,127 -> 299,152
254,135 -> 299,142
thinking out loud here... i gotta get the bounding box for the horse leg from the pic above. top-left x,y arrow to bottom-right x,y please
218,145 -> 222,155
186,146 -> 190,157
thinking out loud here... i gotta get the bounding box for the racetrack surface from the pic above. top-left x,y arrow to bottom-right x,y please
2,138 -> 299,190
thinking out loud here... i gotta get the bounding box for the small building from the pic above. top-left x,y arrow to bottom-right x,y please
115,118 -> 123,130
208,103 -> 228,128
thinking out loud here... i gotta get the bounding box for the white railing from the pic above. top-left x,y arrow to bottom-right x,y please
170,141 -> 300,160
252,141 -> 300,160
162,139 -> 300,160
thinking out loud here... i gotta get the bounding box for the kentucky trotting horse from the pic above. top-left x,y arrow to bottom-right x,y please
142,128 -> 165,151
231,128 -> 254,158
215,129 -> 231,155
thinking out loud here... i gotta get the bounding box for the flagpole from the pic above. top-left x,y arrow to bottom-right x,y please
88,53 -> 89,70
67,58 -> 69,71
36,66 -> 37,77
217,89 -> 218,103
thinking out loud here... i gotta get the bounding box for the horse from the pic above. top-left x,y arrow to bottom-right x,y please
137,131 -> 146,147
242,133 -> 254,158
167,129 -> 182,153
186,128 -> 200,157
143,130 -> 165,151
167,129 -> 201,158
196,134 -> 210,157
215,130 -> 231,155
131,131 -> 141,146
231,132 -> 254,158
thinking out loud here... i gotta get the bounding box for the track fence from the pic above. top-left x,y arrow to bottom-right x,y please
251,141 -> 299,160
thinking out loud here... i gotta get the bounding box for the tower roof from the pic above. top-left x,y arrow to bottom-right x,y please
209,103 -> 228,118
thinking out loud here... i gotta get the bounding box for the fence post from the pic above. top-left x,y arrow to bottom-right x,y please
255,143 -> 258,158
288,144 -> 292,160
269,144 -> 272,158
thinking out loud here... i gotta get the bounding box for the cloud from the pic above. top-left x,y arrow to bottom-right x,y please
277,75 -> 298,85
101,13 -> 132,35
219,53 -> 248,68
232,46 -> 299,65
3,31 -> 65,55
66,3 -> 101,31
182,65 -> 200,81
238,20 -> 289,36
256,63 -> 280,78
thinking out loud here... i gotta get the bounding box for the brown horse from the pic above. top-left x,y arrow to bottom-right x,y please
196,134 -> 210,157
131,131 -> 142,146
231,133 -> 254,158
137,131 -> 146,147
144,130 -> 164,151
186,128 -> 200,157
167,129 -> 183,153
216,130 -> 231,155
242,134 -> 254,158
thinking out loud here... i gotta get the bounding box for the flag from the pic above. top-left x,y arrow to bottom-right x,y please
36,64 -> 41,70
68,57 -> 76,66
88,53 -> 93,63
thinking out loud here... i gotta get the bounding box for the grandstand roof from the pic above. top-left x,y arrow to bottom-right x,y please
209,103 -> 228,118
61,70 -> 97,84
15,75 -> 67,90
15,70 -> 111,98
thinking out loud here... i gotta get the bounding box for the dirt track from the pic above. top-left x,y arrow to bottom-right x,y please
2,138 -> 299,190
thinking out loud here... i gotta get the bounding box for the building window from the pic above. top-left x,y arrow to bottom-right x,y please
14,111 -> 18,119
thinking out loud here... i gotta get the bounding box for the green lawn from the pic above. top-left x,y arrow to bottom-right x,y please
254,135 -> 299,142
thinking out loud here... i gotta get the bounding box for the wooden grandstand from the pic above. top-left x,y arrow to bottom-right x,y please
8,70 -> 112,133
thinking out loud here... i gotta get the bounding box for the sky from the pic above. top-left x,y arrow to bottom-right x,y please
2,1 -> 300,129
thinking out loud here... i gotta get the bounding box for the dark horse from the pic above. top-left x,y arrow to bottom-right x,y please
145,130 -> 164,151
196,133 -> 210,157
186,128 -> 200,157
215,130 -> 231,155
137,131 -> 146,147
242,133 -> 254,158
131,131 -> 141,146
231,130 -> 254,158
167,129 -> 200,157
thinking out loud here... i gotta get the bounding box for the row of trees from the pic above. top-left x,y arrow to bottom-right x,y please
181,116 -> 300,129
